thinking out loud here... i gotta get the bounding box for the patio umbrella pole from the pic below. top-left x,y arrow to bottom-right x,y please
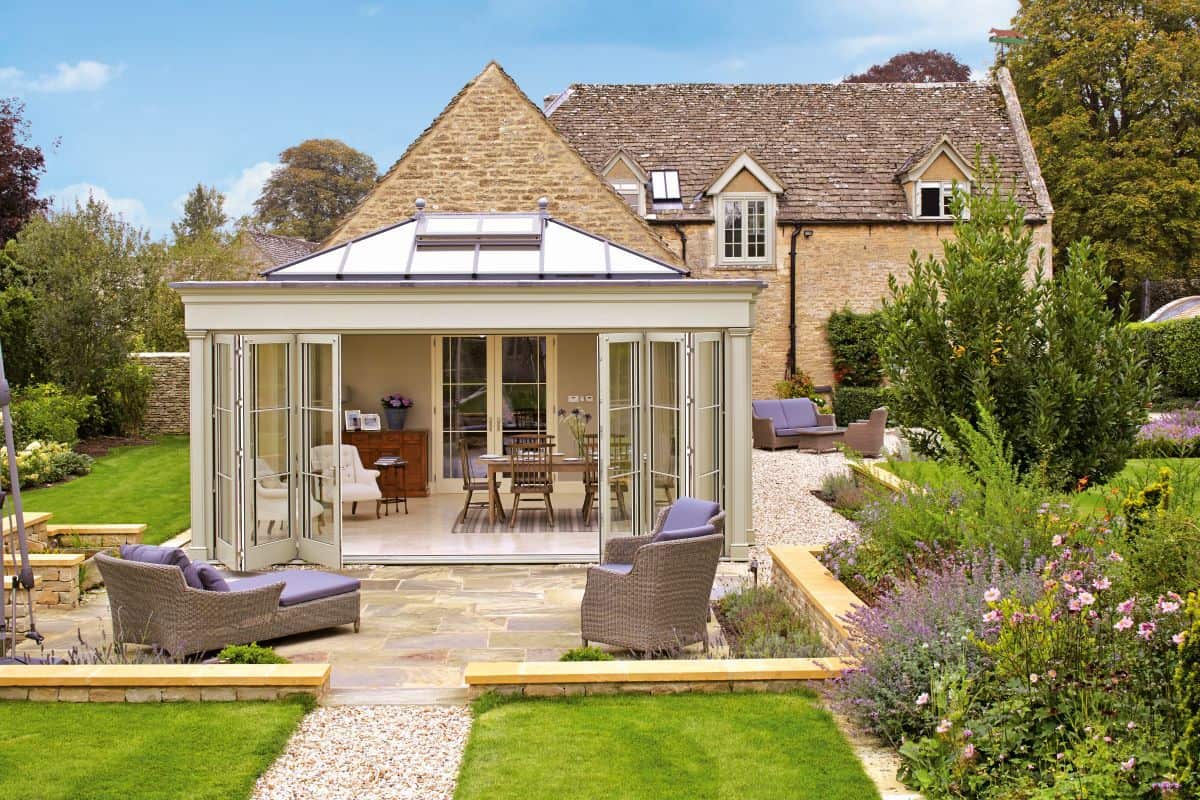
0,340 -> 41,653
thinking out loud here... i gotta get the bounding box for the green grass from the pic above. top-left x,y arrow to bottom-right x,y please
21,436 -> 190,545
455,691 -> 880,800
0,698 -> 309,800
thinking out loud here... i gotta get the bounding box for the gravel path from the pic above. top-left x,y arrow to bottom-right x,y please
749,449 -> 861,579
253,705 -> 472,800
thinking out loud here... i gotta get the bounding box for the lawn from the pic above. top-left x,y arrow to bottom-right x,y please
0,699 -> 308,800
21,436 -> 190,545
883,456 -> 1200,516
455,692 -> 879,800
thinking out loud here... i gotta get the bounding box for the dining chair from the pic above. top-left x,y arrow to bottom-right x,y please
509,440 -> 555,529
457,438 -> 502,525
581,433 -> 600,525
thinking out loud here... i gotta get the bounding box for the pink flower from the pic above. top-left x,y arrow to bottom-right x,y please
1052,534 -> 1063,547
962,743 -> 976,760
1118,598 -> 1136,615
1093,577 -> 1111,591
1114,616 -> 1134,631
936,719 -> 952,734
1158,597 -> 1181,614
916,693 -> 929,707
1068,597 -> 1082,612
1047,669 -> 1057,679
1121,757 -> 1136,771
1139,621 -> 1157,640
1128,721 -> 1137,730
963,729 -> 973,739
982,610 -> 1001,624
1030,673 -> 1039,683
1078,591 -> 1096,607
1174,632 -> 1188,646
1056,752 -> 1065,760
984,587 -> 1001,603
1108,551 -> 1124,563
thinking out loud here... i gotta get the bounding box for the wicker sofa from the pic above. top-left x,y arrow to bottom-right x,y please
581,497 -> 725,654
96,547 -> 360,657
752,398 -> 844,451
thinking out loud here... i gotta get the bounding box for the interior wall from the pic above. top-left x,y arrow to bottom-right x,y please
555,334 -> 597,455
341,334 -> 433,432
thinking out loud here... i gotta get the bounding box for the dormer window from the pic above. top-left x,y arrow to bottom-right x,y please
602,150 -> 648,216
705,152 -> 783,267
918,181 -> 955,218
897,136 -> 974,222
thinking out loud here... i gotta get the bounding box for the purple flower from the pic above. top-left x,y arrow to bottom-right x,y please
1121,757 -> 1136,771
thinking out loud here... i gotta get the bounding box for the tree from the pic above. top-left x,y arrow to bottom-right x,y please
880,159 -> 1151,489
171,183 -> 228,243
251,139 -> 377,242
1008,0 -> 1200,290
845,50 -> 971,83
0,98 -> 51,244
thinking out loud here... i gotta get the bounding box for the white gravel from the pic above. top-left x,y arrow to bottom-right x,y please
253,705 -> 472,800
749,449 -> 861,579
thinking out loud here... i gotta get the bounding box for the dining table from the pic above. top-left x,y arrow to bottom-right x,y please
479,453 -> 591,524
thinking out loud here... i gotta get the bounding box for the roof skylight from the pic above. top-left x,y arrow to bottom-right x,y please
650,170 -> 681,202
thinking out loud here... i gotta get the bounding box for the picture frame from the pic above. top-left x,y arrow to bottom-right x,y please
344,409 -> 361,431
360,413 -> 382,432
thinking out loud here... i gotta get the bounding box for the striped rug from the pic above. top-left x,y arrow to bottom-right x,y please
453,506 -> 596,533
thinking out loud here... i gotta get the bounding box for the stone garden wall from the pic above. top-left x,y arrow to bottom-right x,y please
136,353 -> 189,435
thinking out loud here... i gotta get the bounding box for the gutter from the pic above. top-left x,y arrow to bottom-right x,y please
787,225 -> 802,378
671,224 -> 688,266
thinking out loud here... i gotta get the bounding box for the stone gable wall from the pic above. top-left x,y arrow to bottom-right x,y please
137,353 -> 189,435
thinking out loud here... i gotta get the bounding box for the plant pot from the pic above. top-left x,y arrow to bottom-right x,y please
384,407 -> 408,430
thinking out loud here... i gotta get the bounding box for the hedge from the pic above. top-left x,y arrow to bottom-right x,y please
825,308 -> 885,387
833,386 -> 895,427
1128,317 -> 1200,400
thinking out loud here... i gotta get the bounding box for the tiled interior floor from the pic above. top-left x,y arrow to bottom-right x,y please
342,491 -> 600,561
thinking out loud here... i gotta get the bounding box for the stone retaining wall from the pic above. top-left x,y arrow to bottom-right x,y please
136,352 -> 189,435
1,512 -> 52,553
768,546 -> 865,656
0,686 -> 319,703
0,664 -> 332,702
1,553 -> 83,614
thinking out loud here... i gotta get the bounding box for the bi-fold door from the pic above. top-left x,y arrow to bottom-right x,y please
597,333 -> 725,551
211,334 -> 342,571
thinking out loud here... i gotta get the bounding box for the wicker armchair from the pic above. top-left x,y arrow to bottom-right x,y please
95,553 -> 360,657
581,500 -> 725,654
842,406 -> 888,457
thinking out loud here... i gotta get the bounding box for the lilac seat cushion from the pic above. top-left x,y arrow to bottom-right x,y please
232,570 -> 360,607
652,524 -> 716,543
595,563 -> 633,576
752,399 -> 787,431
120,544 -> 190,570
661,497 -> 721,531
781,398 -> 818,429
183,562 -> 230,592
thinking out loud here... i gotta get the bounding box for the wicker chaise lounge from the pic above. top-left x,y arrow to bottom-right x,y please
581,497 -> 725,654
96,546 -> 360,657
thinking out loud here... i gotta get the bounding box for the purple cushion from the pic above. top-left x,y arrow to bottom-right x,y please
781,398 -> 818,429
752,399 -> 787,430
120,544 -> 190,570
232,570 -> 360,607
183,562 -> 230,592
652,524 -> 716,543
595,563 -> 633,575
660,497 -> 721,532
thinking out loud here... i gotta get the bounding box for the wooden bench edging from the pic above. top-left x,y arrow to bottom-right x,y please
768,546 -> 866,645
0,664 -> 331,688
464,656 -> 857,686
850,461 -> 917,495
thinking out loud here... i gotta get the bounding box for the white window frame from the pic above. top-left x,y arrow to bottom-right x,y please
915,180 -> 971,220
716,193 -> 774,267
609,180 -> 645,216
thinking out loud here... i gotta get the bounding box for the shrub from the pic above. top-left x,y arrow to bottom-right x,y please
1134,405 -> 1200,458
559,646 -> 614,662
879,158 -> 1151,489
816,471 -> 871,518
9,383 -> 98,446
217,643 -> 289,664
825,308 -> 884,387
1174,594 -> 1200,796
1130,316 -> 1200,400
833,386 -> 894,426
0,440 -> 93,489
713,585 -> 825,659
97,359 -> 153,437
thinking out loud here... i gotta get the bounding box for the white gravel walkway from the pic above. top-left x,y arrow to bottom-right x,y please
749,449 -> 861,579
253,705 -> 472,800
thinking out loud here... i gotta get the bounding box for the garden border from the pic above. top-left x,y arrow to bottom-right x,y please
0,664 -> 331,702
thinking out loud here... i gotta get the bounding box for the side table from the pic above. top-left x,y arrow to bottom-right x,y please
373,456 -> 409,516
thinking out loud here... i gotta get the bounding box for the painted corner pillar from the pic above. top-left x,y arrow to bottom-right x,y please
185,329 -> 211,563
725,327 -> 754,560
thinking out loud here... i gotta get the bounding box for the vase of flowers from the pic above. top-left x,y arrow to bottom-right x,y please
557,407 -> 592,456
381,394 -> 414,430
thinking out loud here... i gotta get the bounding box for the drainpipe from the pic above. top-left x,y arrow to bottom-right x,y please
671,223 -> 688,266
787,224 -> 802,378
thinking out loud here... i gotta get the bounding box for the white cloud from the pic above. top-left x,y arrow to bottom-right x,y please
0,60 -> 123,93
359,3 -> 383,16
223,161 -> 279,220
50,183 -> 147,226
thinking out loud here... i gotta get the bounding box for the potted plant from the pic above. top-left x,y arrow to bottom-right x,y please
381,394 -> 414,430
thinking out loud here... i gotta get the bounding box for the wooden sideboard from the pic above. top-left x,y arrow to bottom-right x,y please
343,429 -> 429,498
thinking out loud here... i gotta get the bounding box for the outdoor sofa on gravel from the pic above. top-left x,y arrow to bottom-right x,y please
581,497 -> 725,654
96,544 -> 360,657
751,397 -> 845,451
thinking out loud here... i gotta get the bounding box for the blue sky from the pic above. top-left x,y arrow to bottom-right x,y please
3,0 -> 1017,239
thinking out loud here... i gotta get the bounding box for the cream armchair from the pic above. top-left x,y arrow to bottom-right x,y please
310,445 -> 383,518
254,458 -> 326,536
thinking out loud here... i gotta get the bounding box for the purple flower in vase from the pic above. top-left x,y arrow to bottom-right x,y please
382,394 -> 414,409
